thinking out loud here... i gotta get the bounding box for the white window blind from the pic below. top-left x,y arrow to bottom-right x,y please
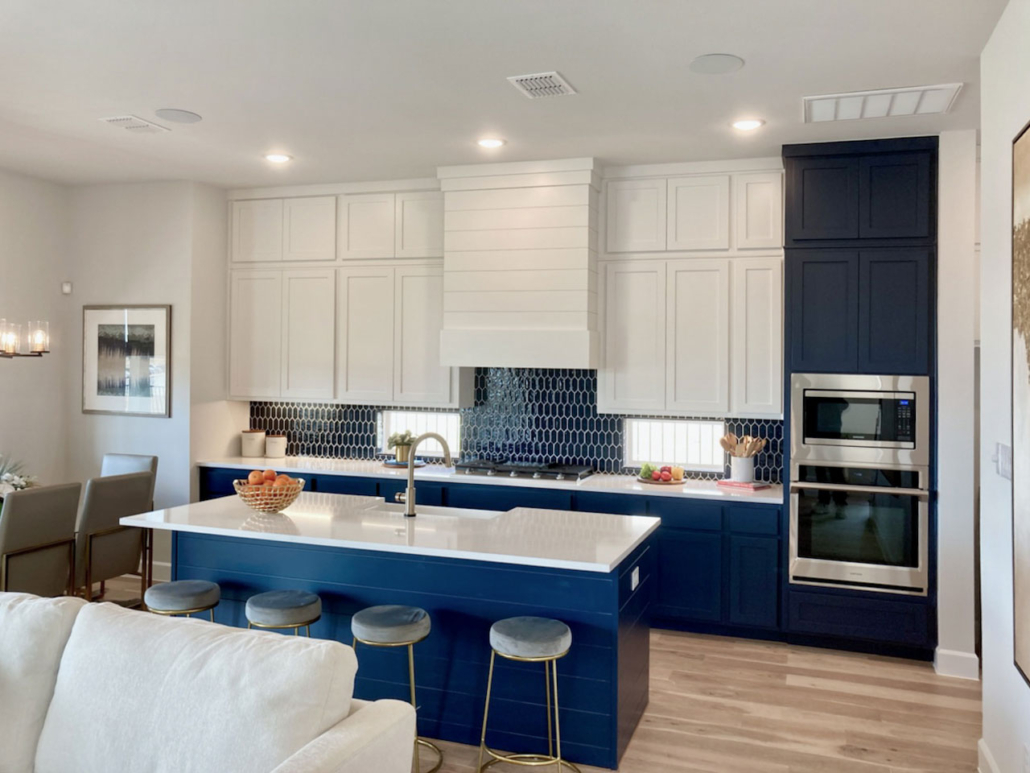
379,411 -> 461,458
623,418 -> 725,472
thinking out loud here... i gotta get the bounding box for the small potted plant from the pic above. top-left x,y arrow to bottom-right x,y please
0,455 -> 36,507
388,430 -> 416,463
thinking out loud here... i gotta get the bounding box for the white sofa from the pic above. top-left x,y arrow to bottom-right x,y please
0,592 -> 415,773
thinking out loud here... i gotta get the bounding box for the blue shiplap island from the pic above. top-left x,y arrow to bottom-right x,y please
121,492 -> 659,770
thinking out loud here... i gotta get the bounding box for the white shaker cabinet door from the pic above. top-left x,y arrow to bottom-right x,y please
605,179 -> 667,253
394,265 -> 454,406
232,199 -> 283,263
280,269 -> 336,399
337,266 -> 395,404
730,257 -> 783,417
599,260 -> 667,412
229,270 -> 283,398
666,259 -> 730,414
667,175 -> 731,251
734,172 -> 783,250
395,191 -> 444,258
338,193 -> 396,259
283,197 -> 337,262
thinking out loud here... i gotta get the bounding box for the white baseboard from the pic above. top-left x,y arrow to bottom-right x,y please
152,561 -> 171,583
979,738 -> 1001,773
934,647 -> 981,680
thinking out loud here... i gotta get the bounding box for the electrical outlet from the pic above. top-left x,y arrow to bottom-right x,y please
631,566 -> 640,592
998,442 -> 1014,480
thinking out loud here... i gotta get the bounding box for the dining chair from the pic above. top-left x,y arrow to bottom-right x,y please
74,472 -> 153,603
100,453 -> 158,507
0,483 -> 82,596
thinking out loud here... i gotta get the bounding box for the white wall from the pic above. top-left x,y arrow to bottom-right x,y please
979,0 -> 1030,769
936,130 -> 981,680
0,169 -> 71,485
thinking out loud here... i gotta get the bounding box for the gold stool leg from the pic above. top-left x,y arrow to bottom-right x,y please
552,660 -> 563,773
409,643 -> 420,773
477,650 -> 496,772
545,660 -> 554,758
209,608 -> 214,623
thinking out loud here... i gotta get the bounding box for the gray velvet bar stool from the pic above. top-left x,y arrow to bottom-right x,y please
351,605 -> 442,773
477,616 -> 580,773
246,590 -> 322,636
144,580 -> 220,621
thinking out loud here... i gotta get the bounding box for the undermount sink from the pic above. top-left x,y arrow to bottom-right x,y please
366,502 -> 501,520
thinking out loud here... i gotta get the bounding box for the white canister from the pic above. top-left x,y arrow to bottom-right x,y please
265,434 -> 288,458
241,429 -> 266,458
729,456 -> 755,483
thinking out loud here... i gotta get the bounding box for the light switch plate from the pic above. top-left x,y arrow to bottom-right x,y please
631,566 -> 640,591
997,442 -> 1013,480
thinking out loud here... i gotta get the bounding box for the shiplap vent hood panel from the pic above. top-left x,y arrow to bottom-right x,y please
438,157 -> 599,368
803,83 -> 962,123
507,72 -> 577,99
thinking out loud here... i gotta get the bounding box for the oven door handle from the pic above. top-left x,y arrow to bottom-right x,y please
789,482 -> 929,499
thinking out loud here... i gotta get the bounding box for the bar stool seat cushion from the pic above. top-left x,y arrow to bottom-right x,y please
351,605 -> 430,644
490,616 -> 572,659
144,580 -> 220,612
246,590 -> 322,628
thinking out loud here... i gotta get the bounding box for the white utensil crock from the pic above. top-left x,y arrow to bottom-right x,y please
730,456 -> 755,483
265,435 -> 287,458
241,430 -> 266,458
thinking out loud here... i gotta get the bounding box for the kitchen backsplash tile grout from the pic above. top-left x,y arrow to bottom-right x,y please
250,368 -> 783,482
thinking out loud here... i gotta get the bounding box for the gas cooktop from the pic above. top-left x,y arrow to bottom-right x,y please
454,460 -> 594,481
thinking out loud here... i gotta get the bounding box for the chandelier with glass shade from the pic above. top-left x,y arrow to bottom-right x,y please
0,319 -> 49,359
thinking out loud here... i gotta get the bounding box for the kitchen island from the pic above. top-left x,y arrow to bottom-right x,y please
122,492 -> 659,770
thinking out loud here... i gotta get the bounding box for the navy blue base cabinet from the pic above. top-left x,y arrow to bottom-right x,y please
171,530 -> 653,770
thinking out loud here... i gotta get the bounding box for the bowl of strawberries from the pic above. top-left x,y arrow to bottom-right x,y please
638,463 -> 686,485
233,468 -> 305,513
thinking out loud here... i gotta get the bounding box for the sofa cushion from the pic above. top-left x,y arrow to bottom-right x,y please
35,602 -> 358,773
0,592 -> 86,773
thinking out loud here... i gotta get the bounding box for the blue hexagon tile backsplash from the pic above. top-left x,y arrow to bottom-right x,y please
251,368 -> 783,482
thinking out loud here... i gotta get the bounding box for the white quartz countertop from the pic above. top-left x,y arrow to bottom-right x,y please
121,492 -> 661,573
198,457 -> 783,505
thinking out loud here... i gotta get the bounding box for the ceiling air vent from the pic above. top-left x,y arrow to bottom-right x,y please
100,115 -> 170,134
803,83 -> 962,123
507,71 -> 577,99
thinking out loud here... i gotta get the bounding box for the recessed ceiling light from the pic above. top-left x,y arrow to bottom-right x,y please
689,53 -> 745,75
732,119 -> 765,131
264,153 -> 292,163
155,108 -> 202,124
477,138 -> 506,149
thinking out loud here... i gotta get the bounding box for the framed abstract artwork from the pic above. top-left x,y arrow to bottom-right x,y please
82,305 -> 171,417
1012,119 -> 1030,686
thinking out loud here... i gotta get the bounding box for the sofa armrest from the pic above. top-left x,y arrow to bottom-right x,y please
270,699 -> 416,773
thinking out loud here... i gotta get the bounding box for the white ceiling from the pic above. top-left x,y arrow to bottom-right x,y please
0,0 -> 1006,188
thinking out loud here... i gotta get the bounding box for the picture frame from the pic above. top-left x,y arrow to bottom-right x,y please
82,305 -> 171,418
1011,118 -> 1030,687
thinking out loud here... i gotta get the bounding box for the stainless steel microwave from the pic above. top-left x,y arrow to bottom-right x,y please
790,373 -> 930,473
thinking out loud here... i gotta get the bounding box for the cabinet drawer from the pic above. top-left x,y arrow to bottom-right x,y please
727,506 -> 780,536
312,475 -> 378,496
788,590 -> 930,646
647,498 -> 722,531
446,484 -> 573,512
575,492 -> 648,516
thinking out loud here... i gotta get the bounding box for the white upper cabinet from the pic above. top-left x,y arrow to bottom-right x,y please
229,270 -> 283,397
338,193 -> 396,259
605,179 -> 667,253
730,257 -> 783,417
666,259 -> 730,413
281,269 -> 336,399
232,200 -> 284,263
667,175 -> 731,251
735,172 -> 783,250
395,191 -> 444,258
394,265 -> 453,406
337,267 -> 395,404
599,261 -> 666,412
283,197 -> 337,262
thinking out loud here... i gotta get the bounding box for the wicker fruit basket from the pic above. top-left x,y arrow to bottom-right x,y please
233,478 -> 305,514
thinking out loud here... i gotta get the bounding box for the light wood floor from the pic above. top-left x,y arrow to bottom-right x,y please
103,579 -> 981,772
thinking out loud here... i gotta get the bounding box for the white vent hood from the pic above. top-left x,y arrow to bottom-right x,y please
438,157 -> 600,369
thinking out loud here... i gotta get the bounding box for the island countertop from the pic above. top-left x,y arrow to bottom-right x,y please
121,491 -> 661,573
198,457 -> 783,504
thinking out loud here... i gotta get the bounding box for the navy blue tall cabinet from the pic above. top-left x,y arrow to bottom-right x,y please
782,137 -> 938,658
